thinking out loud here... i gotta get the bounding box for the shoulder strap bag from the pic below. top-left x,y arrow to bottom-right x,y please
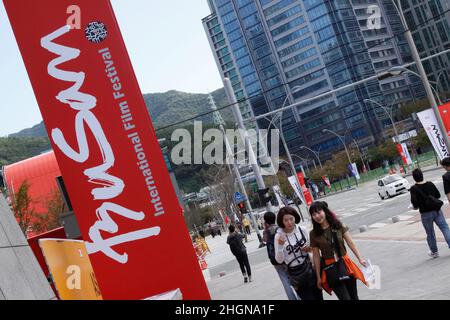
414,184 -> 443,211
321,229 -> 350,288
285,226 -> 315,289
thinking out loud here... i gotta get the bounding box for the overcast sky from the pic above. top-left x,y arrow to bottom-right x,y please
0,0 -> 222,136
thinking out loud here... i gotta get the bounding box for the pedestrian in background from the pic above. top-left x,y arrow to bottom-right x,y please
309,201 -> 367,300
227,225 -> 252,283
263,211 -> 298,300
441,157 -> 450,203
275,207 -> 323,300
243,215 -> 251,235
410,168 -> 450,258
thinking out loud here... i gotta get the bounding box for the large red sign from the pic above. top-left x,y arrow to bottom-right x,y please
4,0 -> 210,299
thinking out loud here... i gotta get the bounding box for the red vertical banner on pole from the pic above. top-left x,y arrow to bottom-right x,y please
296,172 -> 313,206
396,143 -> 408,165
3,0 -> 210,300
322,176 -> 331,188
439,102 -> 450,138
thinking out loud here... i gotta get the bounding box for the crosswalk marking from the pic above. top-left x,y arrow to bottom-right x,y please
366,203 -> 383,208
338,213 -> 354,217
396,215 -> 414,221
369,223 -> 388,229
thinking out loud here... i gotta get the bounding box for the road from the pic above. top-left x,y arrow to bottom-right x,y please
206,238 -> 450,300
323,166 -> 447,232
206,165 -> 449,280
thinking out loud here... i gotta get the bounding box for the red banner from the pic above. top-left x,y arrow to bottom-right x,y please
439,102 -> 450,138
3,0 -> 209,300
396,143 -> 408,165
322,176 -> 331,188
296,172 -> 314,206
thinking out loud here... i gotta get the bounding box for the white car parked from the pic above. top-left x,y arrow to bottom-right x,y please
377,175 -> 410,200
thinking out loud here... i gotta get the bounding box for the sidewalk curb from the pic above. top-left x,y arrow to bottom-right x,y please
404,165 -> 441,177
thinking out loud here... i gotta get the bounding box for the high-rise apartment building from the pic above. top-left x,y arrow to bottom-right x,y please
400,0 -> 450,95
202,0 -> 428,166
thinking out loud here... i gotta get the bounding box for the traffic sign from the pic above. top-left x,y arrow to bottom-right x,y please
234,192 -> 246,203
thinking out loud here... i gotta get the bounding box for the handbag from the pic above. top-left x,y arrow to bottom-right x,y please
322,229 -> 350,288
286,227 -> 315,289
414,184 -> 443,211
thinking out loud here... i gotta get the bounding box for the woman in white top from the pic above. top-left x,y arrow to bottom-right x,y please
275,207 -> 323,301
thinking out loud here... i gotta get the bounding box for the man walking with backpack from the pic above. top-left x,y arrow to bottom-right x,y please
263,212 -> 299,300
410,169 -> 450,258
227,225 -> 252,283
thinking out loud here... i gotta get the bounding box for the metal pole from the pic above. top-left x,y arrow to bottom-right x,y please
402,68 -> 444,105
394,0 -> 450,152
299,146 -> 323,169
368,100 -> 400,142
279,123 -> 307,206
212,94 -> 264,246
274,91 -> 309,208
353,139 -> 368,172
436,71 -> 447,103
223,78 -> 270,245
323,129 -> 357,186
365,99 -> 407,172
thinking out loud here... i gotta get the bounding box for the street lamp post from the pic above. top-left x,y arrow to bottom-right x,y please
299,146 -> 323,169
392,67 -> 444,105
392,0 -> 450,152
365,98 -> 410,172
364,99 -> 400,143
210,92 -> 264,247
322,128 -> 357,187
351,138 -> 369,172
264,87 -> 308,207
290,154 -> 308,175
435,71 -> 449,103
322,129 -> 352,164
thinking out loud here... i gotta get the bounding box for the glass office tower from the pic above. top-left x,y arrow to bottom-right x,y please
203,0 -> 426,166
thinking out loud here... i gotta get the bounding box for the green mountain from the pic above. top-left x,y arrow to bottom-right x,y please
3,88 -> 234,193
10,87 -> 231,138
143,87 -> 232,130
0,137 -> 51,167
10,122 -> 48,138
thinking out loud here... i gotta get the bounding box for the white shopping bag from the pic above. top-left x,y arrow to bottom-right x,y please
361,259 -> 376,283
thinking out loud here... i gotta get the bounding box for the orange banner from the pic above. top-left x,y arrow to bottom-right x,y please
39,239 -> 102,300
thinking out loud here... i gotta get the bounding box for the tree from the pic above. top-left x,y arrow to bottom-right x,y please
309,167 -> 327,183
322,148 -> 359,179
377,140 -> 399,162
367,140 -> 399,164
277,170 -> 294,199
200,165 -> 237,224
411,129 -> 432,151
32,188 -> 65,234
399,98 -> 429,120
0,137 -> 51,167
11,180 -> 36,236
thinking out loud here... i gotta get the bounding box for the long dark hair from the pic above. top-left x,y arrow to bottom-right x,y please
309,201 -> 343,236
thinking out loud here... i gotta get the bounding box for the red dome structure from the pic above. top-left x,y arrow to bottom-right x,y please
3,151 -> 61,221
